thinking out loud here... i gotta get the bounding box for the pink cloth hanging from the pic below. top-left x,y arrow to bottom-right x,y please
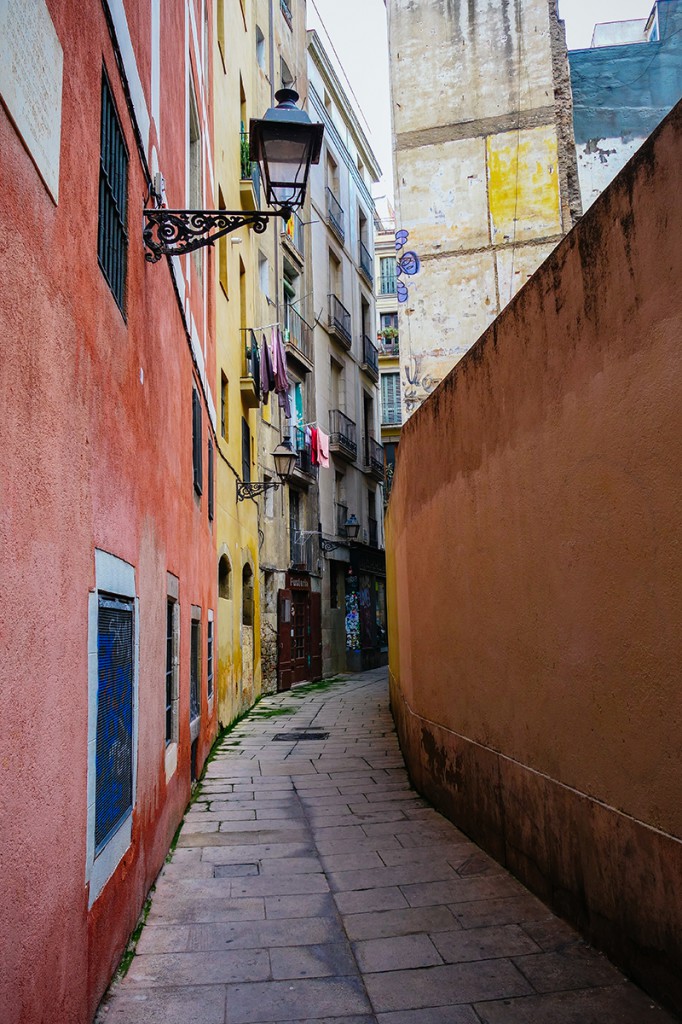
316,428 -> 330,469
310,427 -> 319,466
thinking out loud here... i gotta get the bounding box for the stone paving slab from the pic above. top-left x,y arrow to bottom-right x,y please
97,670 -> 678,1024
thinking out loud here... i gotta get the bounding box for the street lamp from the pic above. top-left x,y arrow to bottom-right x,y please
319,514 -> 361,552
143,90 -> 323,262
236,439 -> 297,502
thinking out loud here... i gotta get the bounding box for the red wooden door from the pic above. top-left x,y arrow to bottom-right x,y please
291,590 -> 310,683
310,591 -> 322,681
277,589 -> 293,691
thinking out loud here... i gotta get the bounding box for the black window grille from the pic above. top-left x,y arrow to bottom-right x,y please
208,437 -> 214,521
190,619 -> 201,721
207,619 -> 214,699
96,595 -> 134,852
98,72 -> 129,313
192,388 -> 203,494
220,373 -> 227,438
165,599 -> 174,745
242,418 -> 251,483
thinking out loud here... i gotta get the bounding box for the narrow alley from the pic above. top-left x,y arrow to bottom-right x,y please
98,671 -> 675,1024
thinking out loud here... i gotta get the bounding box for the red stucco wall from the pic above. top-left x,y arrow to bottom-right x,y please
0,3 -> 217,1022
387,100 -> 682,1013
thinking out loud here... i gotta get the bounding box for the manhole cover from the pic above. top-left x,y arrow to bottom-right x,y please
272,730 -> 329,741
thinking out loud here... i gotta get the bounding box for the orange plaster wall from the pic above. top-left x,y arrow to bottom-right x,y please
386,99 -> 682,1010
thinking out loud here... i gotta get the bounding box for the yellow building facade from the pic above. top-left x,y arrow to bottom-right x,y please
213,0 -> 311,724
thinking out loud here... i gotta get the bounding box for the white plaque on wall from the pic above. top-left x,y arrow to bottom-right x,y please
0,0 -> 64,203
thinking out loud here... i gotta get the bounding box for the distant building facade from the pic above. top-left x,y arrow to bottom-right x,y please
385,0 -> 581,418
569,0 -> 682,211
375,219 -> 401,502
307,30 -> 388,674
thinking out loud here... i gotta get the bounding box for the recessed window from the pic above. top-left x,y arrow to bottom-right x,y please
220,372 -> 228,439
207,437 -> 214,521
97,71 -> 129,314
165,595 -> 179,746
255,25 -> 265,69
218,187 -> 229,296
242,417 -> 251,483
219,554 -> 232,599
242,564 -> 254,627
207,615 -> 214,701
258,251 -> 269,298
192,387 -> 203,495
190,612 -> 201,723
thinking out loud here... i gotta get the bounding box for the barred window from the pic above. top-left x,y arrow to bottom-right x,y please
190,617 -> 201,722
97,72 -> 129,313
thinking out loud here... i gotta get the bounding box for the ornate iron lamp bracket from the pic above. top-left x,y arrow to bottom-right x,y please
143,208 -> 289,263
319,536 -> 350,553
236,479 -> 281,503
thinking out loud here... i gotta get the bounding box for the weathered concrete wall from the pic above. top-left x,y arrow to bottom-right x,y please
386,99 -> 682,1014
570,0 -> 682,211
387,0 -> 578,418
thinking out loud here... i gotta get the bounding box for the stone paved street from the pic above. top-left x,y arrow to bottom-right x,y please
97,671 -> 677,1024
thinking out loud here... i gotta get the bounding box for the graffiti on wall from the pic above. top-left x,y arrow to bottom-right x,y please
345,590 -> 360,651
395,229 -> 421,304
403,353 -> 442,415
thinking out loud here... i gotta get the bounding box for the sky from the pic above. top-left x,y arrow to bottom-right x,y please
306,0 -> 656,205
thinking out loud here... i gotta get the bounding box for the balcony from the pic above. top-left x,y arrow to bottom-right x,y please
282,210 -> 305,264
240,132 -> 261,210
288,426 -> 317,486
280,0 -> 292,29
283,303 -> 313,373
329,409 -> 357,463
240,337 -> 260,408
378,334 -> 399,357
328,294 -> 351,349
290,530 -> 316,572
361,334 -> 379,382
359,240 -> 373,284
368,516 -> 378,548
364,435 -> 385,481
326,187 -> 345,243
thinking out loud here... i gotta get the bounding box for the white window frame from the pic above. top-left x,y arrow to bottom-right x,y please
86,550 -> 139,908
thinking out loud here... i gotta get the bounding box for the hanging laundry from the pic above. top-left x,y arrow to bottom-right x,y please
272,327 -> 291,418
249,331 -> 261,402
260,332 -> 275,404
317,428 -> 330,469
310,427 -> 319,467
294,383 -> 304,430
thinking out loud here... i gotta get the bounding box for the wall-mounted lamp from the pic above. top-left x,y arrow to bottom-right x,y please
320,514 -> 360,552
236,440 -> 297,502
143,90 -> 323,263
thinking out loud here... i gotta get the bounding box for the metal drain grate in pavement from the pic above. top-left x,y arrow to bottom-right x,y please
272,730 -> 330,741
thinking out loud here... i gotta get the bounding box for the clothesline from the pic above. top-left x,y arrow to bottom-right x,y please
240,321 -> 280,334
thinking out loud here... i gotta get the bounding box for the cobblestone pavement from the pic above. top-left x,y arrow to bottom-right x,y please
98,670 -> 677,1024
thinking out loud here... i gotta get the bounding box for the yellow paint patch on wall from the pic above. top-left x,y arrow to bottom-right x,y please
487,125 -> 562,245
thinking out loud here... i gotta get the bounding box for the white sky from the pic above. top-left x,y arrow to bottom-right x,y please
306,0 -> 656,205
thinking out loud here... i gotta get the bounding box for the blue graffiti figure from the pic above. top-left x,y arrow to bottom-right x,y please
395,229 -> 421,303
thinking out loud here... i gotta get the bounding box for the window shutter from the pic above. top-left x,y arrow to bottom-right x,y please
241,418 -> 251,482
208,437 -> 214,520
192,388 -> 203,494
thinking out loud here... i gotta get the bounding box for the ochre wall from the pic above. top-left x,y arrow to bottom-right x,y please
386,99 -> 682,1014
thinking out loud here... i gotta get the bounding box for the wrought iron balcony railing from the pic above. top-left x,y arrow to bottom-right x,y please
329,409 -> 357,462
283,303 -> 313,366
359,240 -> 373,283
328,293 -> 351,347
290,530 -> 316,571
362,334 -> 379,380
364,435 -> 385,481
326,187 -> 345,242
240,131 -> 261,205
378,335 -> 399,356
283,210 -> 305,259
288,426 -> 316,479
